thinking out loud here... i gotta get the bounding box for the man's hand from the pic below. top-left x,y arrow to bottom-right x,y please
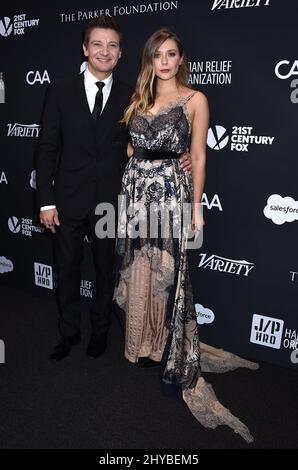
40,208 -> 60,234
180,148 -> 192,174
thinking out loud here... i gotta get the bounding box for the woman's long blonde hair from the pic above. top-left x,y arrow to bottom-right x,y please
121,28 -> 190,124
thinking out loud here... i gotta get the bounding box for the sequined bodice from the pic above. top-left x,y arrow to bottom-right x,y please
129,98 -> 193,155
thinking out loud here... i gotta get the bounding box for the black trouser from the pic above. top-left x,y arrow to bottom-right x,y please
54,210 -> 116,338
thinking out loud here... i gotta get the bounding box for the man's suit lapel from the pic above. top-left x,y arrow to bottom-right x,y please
96,79 -> 122,141
76,73 -> 96,131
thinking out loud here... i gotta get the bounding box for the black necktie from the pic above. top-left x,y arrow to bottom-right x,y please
92,81 -> 105,120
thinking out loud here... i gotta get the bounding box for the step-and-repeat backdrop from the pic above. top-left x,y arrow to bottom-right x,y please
1,0 -> 297,369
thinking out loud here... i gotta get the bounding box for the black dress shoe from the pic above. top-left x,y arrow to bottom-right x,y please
139,358 -> 161,368
49,332 -> 81,361
86,332 -> 107,358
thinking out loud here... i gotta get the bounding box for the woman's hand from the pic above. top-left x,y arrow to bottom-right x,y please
191,203 -> 205,232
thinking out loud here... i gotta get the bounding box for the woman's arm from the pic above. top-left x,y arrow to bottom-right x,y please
190,92 -> 209,230
127,142 -> 134,157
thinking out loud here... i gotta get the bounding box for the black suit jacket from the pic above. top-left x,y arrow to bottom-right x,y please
36,73 -> 133,219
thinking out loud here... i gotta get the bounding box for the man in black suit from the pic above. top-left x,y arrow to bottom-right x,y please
36,17 -> 191,361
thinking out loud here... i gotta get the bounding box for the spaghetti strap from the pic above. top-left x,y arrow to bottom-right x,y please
184,91 -> 197,103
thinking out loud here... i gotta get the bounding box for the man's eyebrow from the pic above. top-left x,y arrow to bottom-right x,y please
90,40 -> 119,47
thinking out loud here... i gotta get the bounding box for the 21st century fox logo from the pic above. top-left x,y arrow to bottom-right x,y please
0,14 -> 39,37
208,125 -> 274,152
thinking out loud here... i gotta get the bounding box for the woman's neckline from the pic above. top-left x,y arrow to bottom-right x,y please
142,92 -> 195,119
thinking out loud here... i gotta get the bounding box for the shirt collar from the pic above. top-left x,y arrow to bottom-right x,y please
84,66 -> 113,92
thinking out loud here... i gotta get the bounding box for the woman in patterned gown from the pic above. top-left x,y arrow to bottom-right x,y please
113,28 -> 258,443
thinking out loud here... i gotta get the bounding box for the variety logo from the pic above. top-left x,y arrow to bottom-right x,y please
198,253 -> 254,277
0,171 -> 8,184
211,0 -> 270,11
0,14 -> 39,37
275,60 -> 298,104
80,280 -> 93,299
250,314 -> 283,349
26,70 -> 50,85
0,256 -> 14,274
59,2 -> 179,22
34,262 -> 53,289
208,125 -> 274,152
195,304 -> 215,325
189,60 -> 232,86
263,194 -> 298,225
8,216 -> 44,237
0,72 -> 5,103
7,123 -> 40,137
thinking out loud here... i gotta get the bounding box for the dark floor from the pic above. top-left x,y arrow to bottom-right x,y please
0,284 -> 297,449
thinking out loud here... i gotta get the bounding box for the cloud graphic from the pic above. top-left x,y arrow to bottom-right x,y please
195,304 -> 215,325
30,170 -> 36,190
80,61 -> 87,73
264,194 -> 298,225
0,256 -> 14,274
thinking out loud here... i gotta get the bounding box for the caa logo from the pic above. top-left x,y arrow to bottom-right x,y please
26,70 -> 50,85
0,171 -> 8,184
201,193 -> 223,211
195,304 -> 215,325
207,125 -> 229,150
8,216 -> 21,234
34,262 -> 53,289
275,60 -> 298,104
275,60 -> 298,80
0,17 -> 13,37
250,314 -> 284,349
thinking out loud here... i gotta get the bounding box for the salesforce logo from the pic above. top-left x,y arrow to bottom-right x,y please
195,304 -> 215,325
264,194 -> 298,225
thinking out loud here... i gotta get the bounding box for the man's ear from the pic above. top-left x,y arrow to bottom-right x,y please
82,44 -> 88,57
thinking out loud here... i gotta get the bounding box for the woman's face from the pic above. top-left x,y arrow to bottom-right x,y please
153,38 -> 183,81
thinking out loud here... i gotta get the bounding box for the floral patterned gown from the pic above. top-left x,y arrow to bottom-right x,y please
113,93 -> 258,443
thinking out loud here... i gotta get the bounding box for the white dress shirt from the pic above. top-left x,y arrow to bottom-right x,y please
40,67 -> 113,211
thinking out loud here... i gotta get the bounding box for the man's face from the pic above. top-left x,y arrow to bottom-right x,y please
83,27 -> 122,78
